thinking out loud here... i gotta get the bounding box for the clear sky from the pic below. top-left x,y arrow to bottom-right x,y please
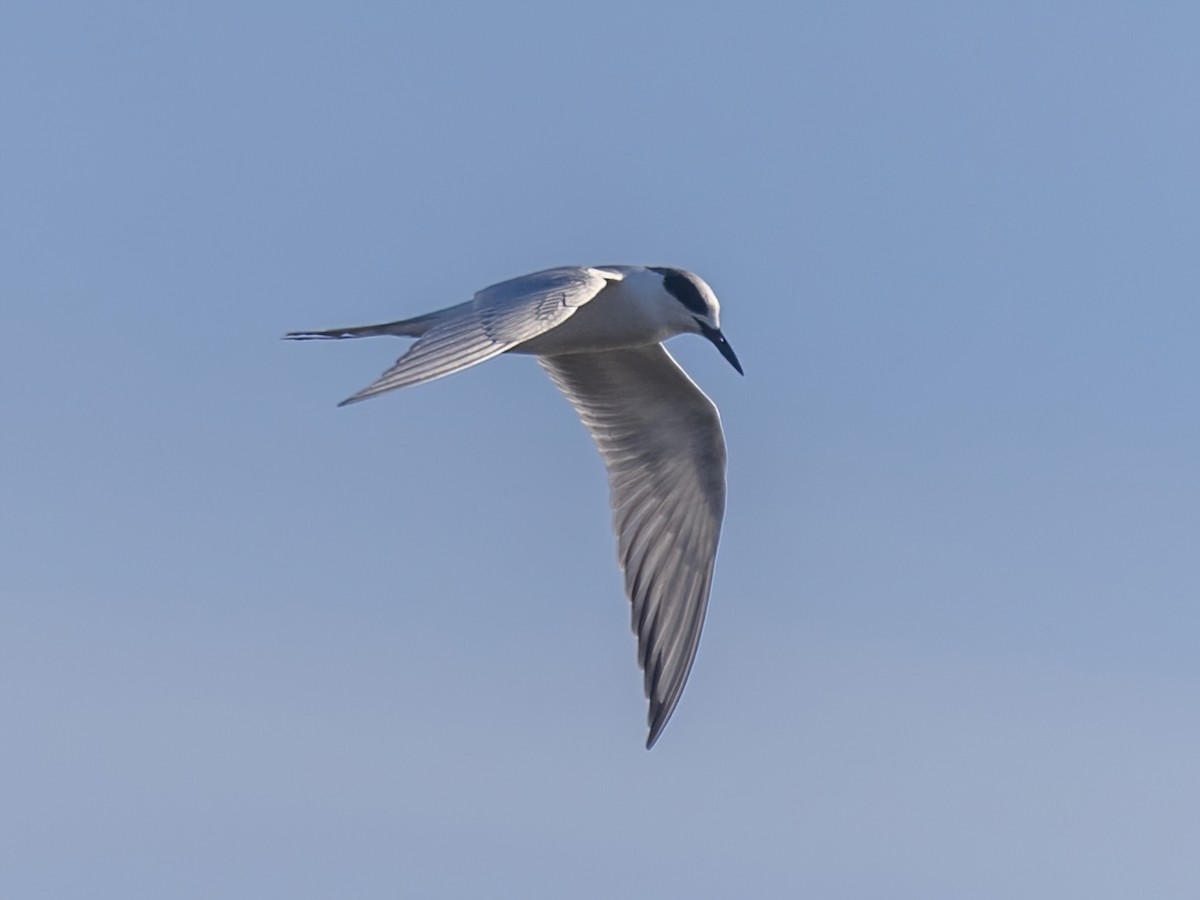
3,2 -> 1199,897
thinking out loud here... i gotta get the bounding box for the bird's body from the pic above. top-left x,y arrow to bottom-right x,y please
513,266 -> 695,354
287,264 -> 740,747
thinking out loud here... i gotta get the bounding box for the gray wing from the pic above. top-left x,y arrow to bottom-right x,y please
540,344 -> 727,748
338,267 -> 622,405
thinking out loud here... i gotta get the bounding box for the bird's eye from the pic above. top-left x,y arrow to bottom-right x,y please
653,269 -> 709,315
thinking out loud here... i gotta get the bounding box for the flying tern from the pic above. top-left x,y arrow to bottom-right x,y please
286,264 -> 741,747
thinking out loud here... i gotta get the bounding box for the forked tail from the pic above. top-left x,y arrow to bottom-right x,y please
284,308 -> 452,341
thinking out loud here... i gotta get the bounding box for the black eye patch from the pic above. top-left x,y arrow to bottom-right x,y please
650,267 -> 708,316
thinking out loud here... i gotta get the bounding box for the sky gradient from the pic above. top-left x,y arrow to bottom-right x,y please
4,2 -> 1200,897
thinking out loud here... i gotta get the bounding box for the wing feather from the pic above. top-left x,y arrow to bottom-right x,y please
540,344 -> 727,747
339,267 -> 619,405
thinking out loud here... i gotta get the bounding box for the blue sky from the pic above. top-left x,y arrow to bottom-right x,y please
3,2 -> 1199,897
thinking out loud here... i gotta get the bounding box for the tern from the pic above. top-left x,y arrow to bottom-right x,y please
286,265 -> 741,747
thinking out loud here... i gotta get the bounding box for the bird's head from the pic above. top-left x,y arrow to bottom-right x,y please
650,267 -> 743,375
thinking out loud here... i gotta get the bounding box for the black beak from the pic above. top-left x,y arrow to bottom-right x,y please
697,320 -> 744,375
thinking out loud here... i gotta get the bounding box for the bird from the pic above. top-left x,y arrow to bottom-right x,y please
286,264 -> 741,747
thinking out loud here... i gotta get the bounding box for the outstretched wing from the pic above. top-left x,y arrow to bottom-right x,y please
540,344 -> 727,748
338,267 -> 622,405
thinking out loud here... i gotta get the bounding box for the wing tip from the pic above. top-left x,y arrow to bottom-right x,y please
338,390 -> 380,407
644,701 -> 675,750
